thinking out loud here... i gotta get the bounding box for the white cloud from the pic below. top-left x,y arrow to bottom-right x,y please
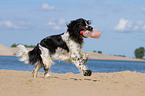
47,21 -> 56,26
45,18 -> 66,31
42,3 -> 55,10
0,21 -> 29,29
114,18 -> 145,32
114,18 -> 133,31
46,18 -> 66,26
0,21 -> 17,29
133,26 -> 139,30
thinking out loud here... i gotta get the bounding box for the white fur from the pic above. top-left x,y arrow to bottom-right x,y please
16,45 -> 29,64
39,44 -> 54,66
51,47 -> 70,61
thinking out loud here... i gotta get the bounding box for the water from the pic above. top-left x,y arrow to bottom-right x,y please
0,56 -> 145,74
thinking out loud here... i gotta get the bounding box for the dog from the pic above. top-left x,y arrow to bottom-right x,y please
17,18 -> 92,78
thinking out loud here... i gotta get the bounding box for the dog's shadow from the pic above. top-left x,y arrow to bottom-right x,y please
37,73 -> 100,82
50,76 -> 100,82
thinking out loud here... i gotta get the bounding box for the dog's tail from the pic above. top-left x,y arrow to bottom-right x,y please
16,45 -> 29,64
16,44 -> 42,65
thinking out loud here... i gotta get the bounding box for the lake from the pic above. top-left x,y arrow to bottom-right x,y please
0,56 -> 145,73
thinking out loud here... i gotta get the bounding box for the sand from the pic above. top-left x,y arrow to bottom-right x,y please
0,44 -> 15,56
0,70 -> 145,96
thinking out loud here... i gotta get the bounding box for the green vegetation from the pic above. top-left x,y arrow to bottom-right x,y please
134,47 -> 144,59
113,55 -> 126,57
11,43 -> 35,48
97,51 -> 102,54
93,50 -> 96,53
93,50 -> 102,54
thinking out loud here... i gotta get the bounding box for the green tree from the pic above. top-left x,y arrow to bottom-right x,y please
93,50 -> 102,54
11,43 -> 35,48
93,50 -> 96,53
11,43 -> 18,47
98,51 -> 102,54
134,47 -> 144,59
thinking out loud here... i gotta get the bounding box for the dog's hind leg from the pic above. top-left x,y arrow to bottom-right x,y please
43,57 -> 54,78
39,45 -> 54,78
32,61 -> 43,78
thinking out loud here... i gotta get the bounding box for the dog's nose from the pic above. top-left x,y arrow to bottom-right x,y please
87,26 -> 93,31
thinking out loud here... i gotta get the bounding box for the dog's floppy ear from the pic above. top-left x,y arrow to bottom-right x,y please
67,20 -> 81,38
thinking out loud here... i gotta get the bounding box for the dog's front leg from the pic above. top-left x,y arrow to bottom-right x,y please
80,51 -> 89,64
71,54 -> 92,76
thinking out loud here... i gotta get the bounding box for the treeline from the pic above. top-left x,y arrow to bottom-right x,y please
134,47 -> 144,59
11,43 -> 36,48
94,47 -> 145,59
93,50 -> 102,54
93,50 -> 126,57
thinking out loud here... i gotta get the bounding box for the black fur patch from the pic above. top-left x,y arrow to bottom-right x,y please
28,44 -> 42,65
40,34 -> 69,55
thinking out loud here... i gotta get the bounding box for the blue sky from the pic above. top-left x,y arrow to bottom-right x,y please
0,0 -> 145,58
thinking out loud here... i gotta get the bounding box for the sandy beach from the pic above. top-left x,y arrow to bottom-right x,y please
0,70 -> 145,96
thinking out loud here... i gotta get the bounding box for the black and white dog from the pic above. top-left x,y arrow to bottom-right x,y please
17,18 -> 92,78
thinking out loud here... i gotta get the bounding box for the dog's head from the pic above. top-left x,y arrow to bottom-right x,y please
67,18 -> 93,44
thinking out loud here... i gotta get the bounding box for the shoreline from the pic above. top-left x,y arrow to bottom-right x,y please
1,44 -> 145,62
1,55 -> 145,63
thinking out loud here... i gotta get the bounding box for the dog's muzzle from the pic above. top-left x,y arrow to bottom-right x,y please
86,26 -> 93,31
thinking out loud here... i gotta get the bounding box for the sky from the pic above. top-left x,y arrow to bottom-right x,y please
0,0 -> 145,58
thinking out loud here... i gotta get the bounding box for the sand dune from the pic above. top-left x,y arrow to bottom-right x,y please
0,44 -> 32,56
0,70 -> 144,96
0,44 -> 15,56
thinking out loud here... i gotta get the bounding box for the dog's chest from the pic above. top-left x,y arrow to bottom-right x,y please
51,47 -> 70,60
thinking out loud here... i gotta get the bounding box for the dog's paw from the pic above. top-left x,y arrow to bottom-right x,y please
44,73 -> 51,79
83,70 -> 92,76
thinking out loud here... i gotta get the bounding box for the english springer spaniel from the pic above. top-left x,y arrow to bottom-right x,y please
17,18 -> 93,78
